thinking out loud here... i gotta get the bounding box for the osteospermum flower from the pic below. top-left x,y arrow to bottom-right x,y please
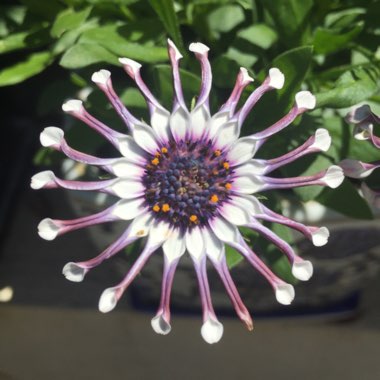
341,105 -> 380,205
31,40 -> 344,344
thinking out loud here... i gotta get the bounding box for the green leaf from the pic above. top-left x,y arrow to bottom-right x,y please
317,179 -> 373,219
0,27 -> 50,54
316,65 -> 380,108
0,51 -> 52,86
313,22 -> 364,55
272,46 -> 313,104
20,0 -> 64,20
79,25 -> 168,63
207,4 -> 245,35
51,7 -> 92,38
237,24 -> 278,49
59,43 -> 118,68
259,0 -> 313,47
247,46 -> 313,130
225,245 -> 243,268
148,0 -> 183,50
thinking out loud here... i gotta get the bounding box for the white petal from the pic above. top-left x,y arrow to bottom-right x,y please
31,171 -> 55,189
167,38 -> 183,60
220,202 -> 251,226
230,194 -> 263,215
170,106 -> 188,142
268,68 -> 284,89
232,174 -> 265,193
99,287 -> 118,313
151,315 -> 171,335
129,212 -> 152,238
132,123 -> 160,154
310,128 -> 331,152
203,229 -> 224,263
117,136 -> 147,163
201,318 -> 224,344
148,221 -> 172,246
323,165 -> 344,188
110,159 -> 144,177
112,198 -> 145,220
110,179 -> 145,198
209,217 -> 239,244
40,127 -> 64,147
275,283 -> 295,305
207,111 -> 230,140
292,260 -> 313,281
295,91 -> 316,110
163,228 -> 186,263
311,227 -> 329,246
227,137 -> 257,166
189,42 -> 209,55
185,226 -> 204,261
190,104 -> 210,139
233,160 -> 267,176
118,57 -> 141,77
62,262 -> 86,282
62,99 -> 84,114
151,107 -> 171,143
38,218 -> 60,240
353,122 -> 373,141
91,69 -> 111,85
213,121 -> 239,148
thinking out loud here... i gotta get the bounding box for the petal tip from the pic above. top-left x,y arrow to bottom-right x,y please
31,170 -> 55,189
40,127 -> 64,147
201,318 -> 224,344
189,42 -> 210,55
38,218 -> 60,240
268,68 -> 284,89
91,69 -> 111,85
292,260 -> 313,281
275,283 -> 295,305
295,91 -> 316,110
311,227 -> 329,246
62,262 -> 87,282
324,165 -> 345,188
151,314 -> 172,335
62,99 -> 83,113
98,287 -> 118,313
312,128 -> 331,152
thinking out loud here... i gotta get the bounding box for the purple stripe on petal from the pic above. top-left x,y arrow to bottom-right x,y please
92,70 -> 140,132
189,43 -> 212,110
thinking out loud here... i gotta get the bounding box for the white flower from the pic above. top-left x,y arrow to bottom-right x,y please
32,40 -> 343,344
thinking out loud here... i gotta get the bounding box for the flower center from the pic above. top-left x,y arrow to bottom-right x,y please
142,139 -> 233,229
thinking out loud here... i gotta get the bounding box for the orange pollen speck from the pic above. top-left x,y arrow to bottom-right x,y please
210,194 -> 219,203
189,215 -> 198,222
162,204 -> 170,212
225,183 -> 232,190
214,150 -> 221,157
161,147 -> 168,154
151,158 -> 160,165
153,204 -> 160,212
155,152 -> 161,157
223,162 -> 230,170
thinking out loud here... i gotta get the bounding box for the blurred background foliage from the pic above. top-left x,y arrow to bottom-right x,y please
1,0 -> 380,275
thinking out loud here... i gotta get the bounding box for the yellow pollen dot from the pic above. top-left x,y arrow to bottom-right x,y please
225,183 -> 232,190
223,162 -> 230,170
189,215 -> 198,222
162,204 -> 170,212
214,150 -> 221,157
210,194 -> 219,203
153,204 -> 160,212
161,147 -> 168,154
155,152 -> 161,157
151,157 -> 160,165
